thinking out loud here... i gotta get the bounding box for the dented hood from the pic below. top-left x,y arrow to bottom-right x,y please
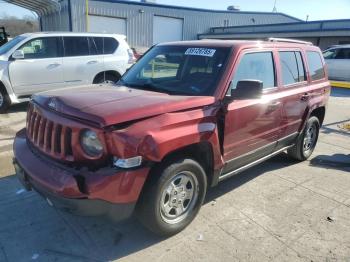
33,85 -> 215,127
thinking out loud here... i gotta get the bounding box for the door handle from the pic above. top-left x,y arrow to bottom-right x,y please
47,63 -> 61,69
87,60 -> 98,65
301,93 -> 310,101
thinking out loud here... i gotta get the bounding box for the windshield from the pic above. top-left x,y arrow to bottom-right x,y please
323,49 -> 337,59
120,45 -> 231,96
0,35 -> 26,55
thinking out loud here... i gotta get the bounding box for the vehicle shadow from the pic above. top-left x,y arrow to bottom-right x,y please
309,154 -> 350,172
3,102 -> 29,114
0,153 -> 298,262
204,152 -> 298,203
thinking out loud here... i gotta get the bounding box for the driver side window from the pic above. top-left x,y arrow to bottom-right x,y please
228,52 -> 275,95
17,37 -> 62,59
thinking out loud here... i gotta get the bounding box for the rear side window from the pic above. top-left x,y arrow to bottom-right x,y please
63,37 -> 89,57
18,37 -> 63,59
91,37 -> 119,55
279,51 -> 306,85
307,51 -> 325,81
232,52 -> 275,90
334,48 -> 350,59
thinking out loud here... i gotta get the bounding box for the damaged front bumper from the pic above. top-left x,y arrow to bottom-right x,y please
13,128 -> 150,222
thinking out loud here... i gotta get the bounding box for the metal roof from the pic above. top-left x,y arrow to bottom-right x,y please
95,0 -> 302,21
199,19 -> 350,39
2,0 -> 60,15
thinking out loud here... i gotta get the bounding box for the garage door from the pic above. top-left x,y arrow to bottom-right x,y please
88,15 -> 127,35
153,16 -> 183,44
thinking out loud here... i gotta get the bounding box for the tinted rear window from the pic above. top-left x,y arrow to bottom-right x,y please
91,37 -> 119,55
307,51 -> 325,81
334,48 -> 350,59
63,37 -> 89,57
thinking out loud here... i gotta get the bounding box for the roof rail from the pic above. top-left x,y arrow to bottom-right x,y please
268,38 -> 313,45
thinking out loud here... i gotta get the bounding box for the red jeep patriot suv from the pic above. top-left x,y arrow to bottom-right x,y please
13,38 -> 330,236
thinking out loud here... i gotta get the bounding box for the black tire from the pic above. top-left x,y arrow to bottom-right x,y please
136,158 -> 207,236
93,73 -> 120,84
0,87 -> 11,113
287,116 -> 320,161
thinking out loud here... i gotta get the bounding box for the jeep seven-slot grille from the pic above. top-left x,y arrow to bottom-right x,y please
26,104 -> 74,161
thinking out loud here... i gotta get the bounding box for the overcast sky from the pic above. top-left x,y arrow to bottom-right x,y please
0,0 -> 349,21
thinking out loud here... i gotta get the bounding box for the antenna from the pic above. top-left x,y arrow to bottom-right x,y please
272,0 -> 277,12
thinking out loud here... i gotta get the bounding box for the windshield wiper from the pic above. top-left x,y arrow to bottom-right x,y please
124,82 -> 177,95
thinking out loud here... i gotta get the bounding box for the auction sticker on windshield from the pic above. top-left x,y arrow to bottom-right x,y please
185,48 -> 216,57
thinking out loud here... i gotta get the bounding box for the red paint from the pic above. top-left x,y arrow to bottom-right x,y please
14,40 -> 330,212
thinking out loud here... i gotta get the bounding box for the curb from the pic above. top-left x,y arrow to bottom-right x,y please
330,81 -> 350,89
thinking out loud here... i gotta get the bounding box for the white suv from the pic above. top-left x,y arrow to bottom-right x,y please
323,45 -> 350,82
0,32 -> 135,112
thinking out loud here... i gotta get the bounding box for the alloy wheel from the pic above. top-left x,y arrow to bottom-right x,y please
160,171 -> 199,224
303,124 -> 317,152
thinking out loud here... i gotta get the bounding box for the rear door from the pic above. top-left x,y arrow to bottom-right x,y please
9,37 -> 64,95
62,36 -> 104,86
275,50 -> 308,146
276,49 -> 327,147
222,50 -> 282,173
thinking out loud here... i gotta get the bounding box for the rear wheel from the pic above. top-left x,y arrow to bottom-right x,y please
93,73 -> 120,84
137,158 -> 207,236
0,88 -> 10,113
287,116 -> 320,161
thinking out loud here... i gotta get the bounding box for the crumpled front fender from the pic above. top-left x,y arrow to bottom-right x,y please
106,104 -> 224,169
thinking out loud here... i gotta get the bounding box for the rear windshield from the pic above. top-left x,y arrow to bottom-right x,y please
120,45 -> 231,96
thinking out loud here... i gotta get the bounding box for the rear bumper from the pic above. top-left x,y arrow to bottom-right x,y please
13,128 -> 150,221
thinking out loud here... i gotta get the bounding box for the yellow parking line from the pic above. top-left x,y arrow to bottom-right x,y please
330,81 -> 350,89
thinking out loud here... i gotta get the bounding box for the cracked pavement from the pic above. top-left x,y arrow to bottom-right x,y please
0,88 -> 349,261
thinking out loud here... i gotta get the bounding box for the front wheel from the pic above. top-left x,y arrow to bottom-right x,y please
137,158 -> 207,236
288,116 -> 320,161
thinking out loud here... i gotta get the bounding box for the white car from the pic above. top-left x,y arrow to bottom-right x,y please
323,45 -> 350,82
0,32 -> 135,112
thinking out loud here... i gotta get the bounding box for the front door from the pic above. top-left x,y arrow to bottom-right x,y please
222,51 -> 282,173
9,37 -> 64,96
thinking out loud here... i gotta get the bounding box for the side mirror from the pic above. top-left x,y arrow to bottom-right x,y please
231,80 -> 263,99
12,50 -> 24,60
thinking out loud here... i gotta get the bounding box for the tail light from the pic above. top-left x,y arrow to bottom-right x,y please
127,49 -> 136,64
